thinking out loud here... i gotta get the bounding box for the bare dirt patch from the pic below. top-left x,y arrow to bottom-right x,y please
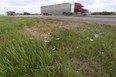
71,57 -> 109,77
22,27 -> 49,39
21,19 -> 85,39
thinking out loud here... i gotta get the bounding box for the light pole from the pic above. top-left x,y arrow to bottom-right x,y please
113,6 -> 116,15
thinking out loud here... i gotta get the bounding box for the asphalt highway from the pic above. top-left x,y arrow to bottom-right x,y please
18,15 -> 116,26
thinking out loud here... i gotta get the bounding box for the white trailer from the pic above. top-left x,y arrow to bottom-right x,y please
41,3 -> 71,15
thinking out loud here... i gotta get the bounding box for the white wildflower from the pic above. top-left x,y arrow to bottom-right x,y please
94,34 -> 99,38
44,40 -> 47,43
44,40 -> 49,43
53,46 -> 56,48
76,71 -> 79,73
48,33 -> 50,35
76,46 -> 79,49
90,39 -> 94,41
52,46 -> 56,51
56,38 -> 60,40
101,52 -> 104,55
52,48 -> 55,51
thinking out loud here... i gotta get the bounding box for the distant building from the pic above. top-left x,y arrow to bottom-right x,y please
7,11 -> 15,16
15,13 -> 23,15
24,12 -> 31,15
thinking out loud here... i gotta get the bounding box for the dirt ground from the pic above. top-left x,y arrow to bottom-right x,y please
22,19 -> 86,40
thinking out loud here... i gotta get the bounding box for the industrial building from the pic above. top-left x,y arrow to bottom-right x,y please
6,11 -> 15,16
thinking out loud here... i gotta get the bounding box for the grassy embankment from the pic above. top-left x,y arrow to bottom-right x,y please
0,16 -> 116,77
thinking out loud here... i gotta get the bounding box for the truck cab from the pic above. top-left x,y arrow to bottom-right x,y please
62,2 -> 88,16
74,3 -> 88,16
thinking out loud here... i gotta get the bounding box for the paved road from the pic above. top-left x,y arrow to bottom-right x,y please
18,15 -> 116,26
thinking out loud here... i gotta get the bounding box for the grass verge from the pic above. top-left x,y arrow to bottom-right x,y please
0,16 -> 115,77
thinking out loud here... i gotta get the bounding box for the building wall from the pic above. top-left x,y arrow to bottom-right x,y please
41,3 -> 71,15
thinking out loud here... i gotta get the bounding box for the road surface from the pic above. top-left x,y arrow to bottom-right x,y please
18,15 -> 116,26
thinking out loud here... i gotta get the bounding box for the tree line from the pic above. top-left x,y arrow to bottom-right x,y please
91,12 -> 116,15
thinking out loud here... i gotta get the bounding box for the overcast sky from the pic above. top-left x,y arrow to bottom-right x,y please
0,0 -> 116,14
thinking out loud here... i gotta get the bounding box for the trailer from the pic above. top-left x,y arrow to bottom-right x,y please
41,2 -> 88,16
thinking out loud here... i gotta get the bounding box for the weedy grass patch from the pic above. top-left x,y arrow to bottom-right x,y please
49,24 -> 116,77
0,17 -> 115,77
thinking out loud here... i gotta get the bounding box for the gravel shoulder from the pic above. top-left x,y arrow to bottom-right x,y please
15,15 -> 116,26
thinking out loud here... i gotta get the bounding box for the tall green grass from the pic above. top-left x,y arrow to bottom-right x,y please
0,17 -> 54,77
0,39 -> 53,77
0,17 -> 115,77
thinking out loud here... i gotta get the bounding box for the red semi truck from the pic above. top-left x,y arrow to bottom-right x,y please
74,3 -> 88,15
41,2 -> 89,16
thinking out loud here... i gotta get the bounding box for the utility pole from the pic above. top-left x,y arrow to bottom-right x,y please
113,6 -> 116,15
